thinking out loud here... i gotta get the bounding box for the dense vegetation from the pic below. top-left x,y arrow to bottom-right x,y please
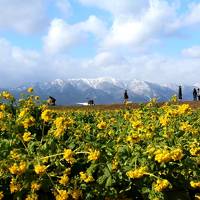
0,89 -> 199,200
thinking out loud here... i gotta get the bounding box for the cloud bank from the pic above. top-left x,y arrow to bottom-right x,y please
0,0 -> 200,87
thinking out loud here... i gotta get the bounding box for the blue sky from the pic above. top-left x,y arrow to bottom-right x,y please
0,0 -> 200,87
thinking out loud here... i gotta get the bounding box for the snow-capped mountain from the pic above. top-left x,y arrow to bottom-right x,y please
1,77 -> 196,105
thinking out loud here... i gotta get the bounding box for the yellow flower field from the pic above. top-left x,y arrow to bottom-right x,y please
0,90 -> 199,199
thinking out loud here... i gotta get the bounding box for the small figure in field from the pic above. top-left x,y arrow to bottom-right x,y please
193,88 -> 197,101
178,86 -> 182,101
197,88 -> 200,101
88,99 -> 95,106
47,96 -> 56,106
124,90 -> 129,104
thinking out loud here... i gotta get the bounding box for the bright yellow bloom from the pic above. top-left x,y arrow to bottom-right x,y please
1,91 -> 13,99
159,116 -> 169,126
131,120 -> 142,129
97,121 -> 107,129
126,133 -> 140,144
190,181 -> 200,188
0,112 -> 4,120
59,175 -> 69,186
22,116 -> 35,129
190,147 -> 200,157
41,109 -> 52,122
179,122 -> 192,132
88,149 -> 100,161
170,148 -> 184,161
53,127 -> 65,138
153,179 -> 170,192
23,131 -> 32,142
177,104 -> 190,115
10,179 -> 21,193
27,87 -> 34,93
63,149 -> 75,164
154,149 -> 171,163
0,104 -> 6,111
126,167 -> 147,179
34,164 -> 46,175
31,182 -> 41,191
0,191 -> 4,200
9,162 -> 27,175
54,190 -> 69,200
79,172 -> 94,183
18,108 -> 29,118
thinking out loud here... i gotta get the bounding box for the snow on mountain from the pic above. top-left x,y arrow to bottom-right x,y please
1,77 -> 195,105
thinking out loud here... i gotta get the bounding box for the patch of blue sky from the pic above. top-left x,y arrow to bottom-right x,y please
0,31 -> 43,50
47,0 -> 112,26
154,29 -> 200,57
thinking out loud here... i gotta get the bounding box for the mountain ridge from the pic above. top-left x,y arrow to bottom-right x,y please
1,77 -> 197,105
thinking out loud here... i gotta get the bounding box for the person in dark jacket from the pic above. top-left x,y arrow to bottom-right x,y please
197,88 -> 200,101
193,88 -> 197,101
124,90 -> 129,104
178,86 -> 182,101
47,96 -> 56,106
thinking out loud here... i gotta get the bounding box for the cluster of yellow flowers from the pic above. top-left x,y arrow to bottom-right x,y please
10,178 -> 21,193
88,149 -> 100,161
63,149 -> 75,164
153,179 -> 170,192
190,181 -> 200,188
31,182 -> 41,191
9,162 -> 27,175
53,116 -> 74,138
1,91 -> 13,99
41,109 -> 52,122
97,121 -> 107,129
189,141 -> 200,156
126,166 -> 147,179
0,89 -> 200,199
59,174 -> 69,186
54,189 -> 69,200
23,131 -> 32,142
154,148 -> 183,163
79,172 -> 94,183
34,164 -> 47,175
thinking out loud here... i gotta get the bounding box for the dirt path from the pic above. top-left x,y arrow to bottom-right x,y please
50,101 -> 200,111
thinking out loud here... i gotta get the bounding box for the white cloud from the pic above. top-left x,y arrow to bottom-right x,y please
101,0 -> 175,50
182,46 -> 200,58
1,37 -> 200,88
43,16 -> 107,54
0,0 -> 48,34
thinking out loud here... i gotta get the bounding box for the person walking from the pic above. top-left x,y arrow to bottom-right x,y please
193,88 -> 197,101
197,88 -> 200,101
178,86 -> 182,101
124,90 -> 129,104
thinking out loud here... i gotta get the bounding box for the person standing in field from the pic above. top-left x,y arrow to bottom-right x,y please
197,88 -> 200,101
193,88 -> 197,101
124,90 -> 129,104
47,96 -> 56,106
178,86 -> 182,101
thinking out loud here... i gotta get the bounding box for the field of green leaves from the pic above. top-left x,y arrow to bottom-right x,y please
0,89 -> 199,200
